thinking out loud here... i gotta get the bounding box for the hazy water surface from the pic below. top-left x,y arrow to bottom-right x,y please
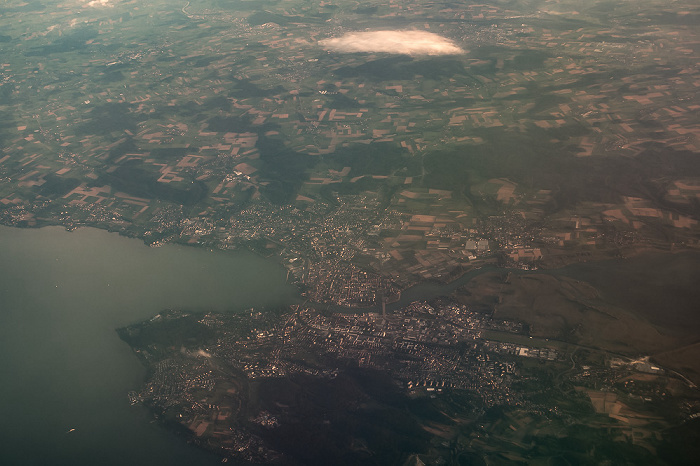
0,226 -> 297,465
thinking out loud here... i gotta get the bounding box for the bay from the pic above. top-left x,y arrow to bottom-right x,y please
0,225 -> 298,465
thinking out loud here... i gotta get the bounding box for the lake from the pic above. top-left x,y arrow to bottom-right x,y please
0,225 -> 298,465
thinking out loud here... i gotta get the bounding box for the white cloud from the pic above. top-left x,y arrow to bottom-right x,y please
85,0 -> 113,7
319,30 -> 464,57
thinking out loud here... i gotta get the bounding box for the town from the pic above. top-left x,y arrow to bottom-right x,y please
119,298 -> 700,464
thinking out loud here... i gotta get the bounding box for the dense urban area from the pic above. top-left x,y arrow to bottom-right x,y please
120,298 -> 700,464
